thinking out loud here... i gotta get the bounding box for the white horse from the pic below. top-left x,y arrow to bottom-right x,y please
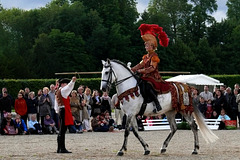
100,59 -> 218,156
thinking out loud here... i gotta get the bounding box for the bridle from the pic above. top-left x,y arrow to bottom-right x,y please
101,62 -> 134,90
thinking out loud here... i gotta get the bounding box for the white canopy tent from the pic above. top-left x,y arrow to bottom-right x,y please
165,74 -> 224,92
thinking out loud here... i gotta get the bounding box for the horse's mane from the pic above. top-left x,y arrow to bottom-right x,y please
110,59 -> 134,75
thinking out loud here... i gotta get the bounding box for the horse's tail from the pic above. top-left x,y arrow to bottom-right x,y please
192,105 -> 219,143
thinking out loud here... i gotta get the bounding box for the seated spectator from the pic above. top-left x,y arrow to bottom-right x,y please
104,111 -> 115,132
91,114 -> 109,132
205,99 -> 213,119
14,114 -> 28,135
68,116 -> 83,133
218,109 -> 231,130
44,114 -> 58,134
28,114 -> 43,134
210,110 -> 218,119
1,112 -> 17,135
198,97 -> 207,117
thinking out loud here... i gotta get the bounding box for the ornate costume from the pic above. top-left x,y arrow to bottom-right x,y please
55,78 -> 75,153
131,24 -> 170,113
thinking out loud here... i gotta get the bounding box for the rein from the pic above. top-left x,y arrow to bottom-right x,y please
101,62 -> 135,88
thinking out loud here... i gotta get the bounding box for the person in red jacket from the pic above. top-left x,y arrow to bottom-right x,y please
14,92 -> 28,125
55,77 -> 76,153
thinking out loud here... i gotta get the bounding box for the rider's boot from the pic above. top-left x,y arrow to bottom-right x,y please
149,89 -> 162,113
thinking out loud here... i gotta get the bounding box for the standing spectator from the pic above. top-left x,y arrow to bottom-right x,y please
100,92 -> 112,116
1,112 -> 17,135
0,91 -> 12,122
14,114 -> 28,135
0,88 -> 14,105
220,85 -> 227,95
111,93 -> 124,129
14,92 -> 28,125
28,114 -> 43,134
36,89 -> 43,122
84,87 -> 93,118
81,99 -> 91,132
70,90 -> 81,121
199,86 -> 213,102
225,87 -> 233,117
231,89 -> 239,121
213,89 -> 226,116
236,90 -> 240,127
0,87 -> 14,108
91,90 -> 101,117
24,87 -> 30,99
38,87 -> 52,126
26,92 -> 38,121
198,97 -> 207,117
234,83 -> 240,94
44,114 -> 58,134
192,88 -> 200,108
77,85 -> 87,122
213,87 -> 219,98
48,84 -> 59,129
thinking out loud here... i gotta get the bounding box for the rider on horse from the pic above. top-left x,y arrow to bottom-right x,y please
131,24 -> 169,113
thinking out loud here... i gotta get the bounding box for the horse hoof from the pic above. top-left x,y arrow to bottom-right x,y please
117,151 -> 124,156
144,150 -> 150,155
161,148 -> 166,154
192,150 -> 198,155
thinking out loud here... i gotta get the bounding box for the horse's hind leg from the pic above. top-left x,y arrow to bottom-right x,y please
131,116 -> 150,155
117,114 -> 132,156
183,113 -> 199,154
161,110 -> 177,154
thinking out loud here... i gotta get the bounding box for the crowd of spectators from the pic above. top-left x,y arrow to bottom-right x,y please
1,83 -> 240,135
0,85 -> 126,135
194,84 -> 240,129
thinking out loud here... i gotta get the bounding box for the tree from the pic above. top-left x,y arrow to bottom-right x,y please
189,0 -> 217,43
227,0 -> 240,24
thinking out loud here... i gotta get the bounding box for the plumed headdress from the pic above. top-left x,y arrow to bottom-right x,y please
138,24 -> 169,48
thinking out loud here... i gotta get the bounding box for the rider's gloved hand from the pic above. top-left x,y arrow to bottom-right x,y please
135,70 -> 142,76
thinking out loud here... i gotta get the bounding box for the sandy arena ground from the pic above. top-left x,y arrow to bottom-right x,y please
0,130 -> 240,160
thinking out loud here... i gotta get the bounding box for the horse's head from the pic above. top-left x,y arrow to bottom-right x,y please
100,59 -> 116,93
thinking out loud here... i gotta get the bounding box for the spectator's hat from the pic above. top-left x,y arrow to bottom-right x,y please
138,24 -> 169,50
58,78 -> 71,85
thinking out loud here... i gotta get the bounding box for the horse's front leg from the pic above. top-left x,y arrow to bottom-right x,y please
131,116 -> 150,155
117,114 -> 132,156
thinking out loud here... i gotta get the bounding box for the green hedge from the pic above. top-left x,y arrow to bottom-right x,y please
0,78 -> 101,98
1,75 -> 240,99
210,75 -> 240,88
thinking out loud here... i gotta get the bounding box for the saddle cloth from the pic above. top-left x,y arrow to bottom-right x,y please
169,82 -> 193,113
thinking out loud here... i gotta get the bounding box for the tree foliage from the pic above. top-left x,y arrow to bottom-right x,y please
0,0 -> 239,79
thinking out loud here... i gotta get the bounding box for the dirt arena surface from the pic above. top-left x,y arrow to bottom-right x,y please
0,130 -> 240,160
